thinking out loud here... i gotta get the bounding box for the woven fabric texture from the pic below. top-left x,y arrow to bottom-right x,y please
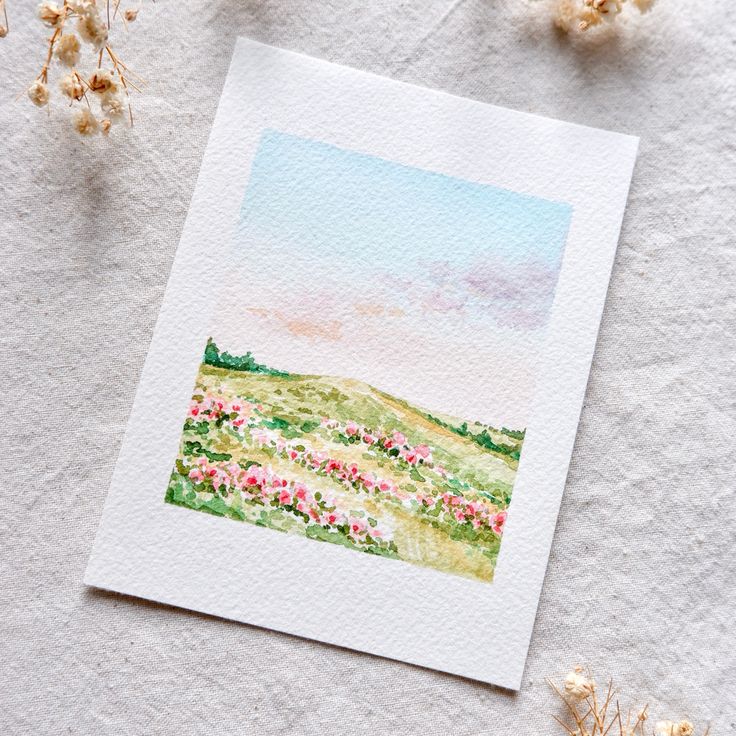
1,1 -> 734,733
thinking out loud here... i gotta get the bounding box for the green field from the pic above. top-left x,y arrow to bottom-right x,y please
165,343 -> 523,582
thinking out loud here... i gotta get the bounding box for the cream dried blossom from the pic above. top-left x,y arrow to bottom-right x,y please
564,668 -> 595,701
0,0 -> 8,37
67,0 -> 94,15
77,8 -> 108,50
88,67 -> 116,93
27,79 -> 49,106
100,91 -> 125,122
59,72 -> 84,100
37,1 -> 63,27
100,118 -> 112,135
656,721 -> 696,736
73,107 -> 99,135
631,0 -> 655,11
553,0 -> 657,32
54,32 -> 80,66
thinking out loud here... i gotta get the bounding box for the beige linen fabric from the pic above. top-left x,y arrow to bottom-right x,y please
1,1 -> 734,733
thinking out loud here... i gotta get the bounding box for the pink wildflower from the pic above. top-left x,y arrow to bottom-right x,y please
350,519 -> 366,534
392,430 -> 407,445
403,449 -> 418,465
492,510 -> 507,535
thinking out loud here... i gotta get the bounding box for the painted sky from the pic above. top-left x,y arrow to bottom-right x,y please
210,130 -> 571,429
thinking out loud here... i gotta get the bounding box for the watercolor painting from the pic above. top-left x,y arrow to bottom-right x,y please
164,130 -> 572,583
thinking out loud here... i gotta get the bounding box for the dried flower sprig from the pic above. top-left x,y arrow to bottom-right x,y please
4,1 -> 145,135
549,667 -> 709,736
0,0 -> 9,37
553,0 -> 656,33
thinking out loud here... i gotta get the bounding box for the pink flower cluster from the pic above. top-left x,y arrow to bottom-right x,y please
330,419 -> 436,468
188,394 -> 260,432
184,456 -> 391,547
181,393 -> 508,541
263,435 -> 507,538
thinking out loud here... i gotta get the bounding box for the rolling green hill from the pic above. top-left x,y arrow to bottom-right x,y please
165,346 -> 523,583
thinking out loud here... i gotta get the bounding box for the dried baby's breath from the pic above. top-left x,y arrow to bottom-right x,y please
548,0 -> 657,32
656,722 -> 696,736
7,0 -> 147,135
54,32 -> 80,66
76,6 -> 107,50
88,67 -> 116,93
100,90 -> 125,121
549,669 -> 710,736
0,0 -> 8,37
59,71 -> 84,99
564,667 -> 596,701
73,106 -> 99,135
38,1 -> 63,26
27,79 -> 49,106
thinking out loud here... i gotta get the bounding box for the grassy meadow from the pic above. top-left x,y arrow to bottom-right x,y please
165,341 -> 524,582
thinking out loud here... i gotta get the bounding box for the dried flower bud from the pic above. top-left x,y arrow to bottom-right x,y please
27,80 -> 50,107
73,107 -> 99,136
55,33 -> 81,67
101,91 -> 126,122
0,25 -> 7,38
100,118 -> 112,135
123,8 -> 138,22
564,670 -> 595,701
77,9 -> 108,50
68,0 -> 95,15
655,722 -> 695,736
598,0 -> 623,21
578,7 -> 602,30
38,2 -> 63,27
557,0 -> 653,33
88,68 -> 117,93
59,73 -> 84,100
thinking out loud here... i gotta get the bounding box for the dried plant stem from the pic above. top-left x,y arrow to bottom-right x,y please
38,27 -> 61,83
549,669 -> 708,736
15,0 -> 147,134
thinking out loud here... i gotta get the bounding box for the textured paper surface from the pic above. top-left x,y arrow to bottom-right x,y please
84,38 -> 637,690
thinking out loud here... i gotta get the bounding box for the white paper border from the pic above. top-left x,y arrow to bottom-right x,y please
85,38 -> 638,690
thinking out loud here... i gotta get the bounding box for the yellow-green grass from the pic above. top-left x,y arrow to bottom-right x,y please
165,364 -> 523,582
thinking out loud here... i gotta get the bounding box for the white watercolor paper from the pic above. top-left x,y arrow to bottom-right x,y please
85,37 -> 638,690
